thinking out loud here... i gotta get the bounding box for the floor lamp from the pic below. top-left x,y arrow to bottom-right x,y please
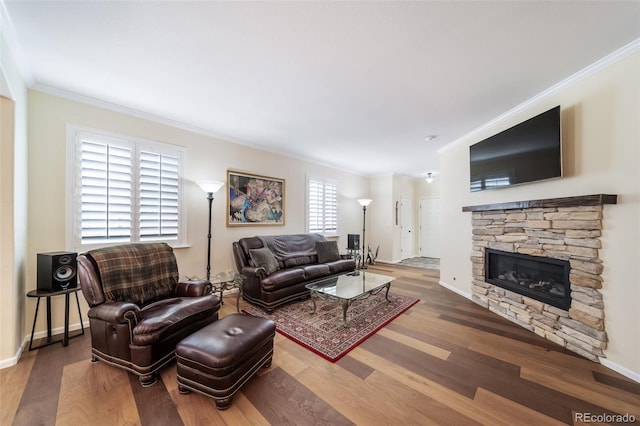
357,198 -> 372,269
197,180 -> 225,281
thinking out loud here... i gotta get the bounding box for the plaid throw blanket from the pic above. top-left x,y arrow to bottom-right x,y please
258,234 -> 325,260
88,243 -> 178,306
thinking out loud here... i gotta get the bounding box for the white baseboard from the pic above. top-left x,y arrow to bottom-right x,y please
439,280 -> 472,300
0,320 -> 89,370
600,358 -> 640,384
0,343 -> 24,370
370,258 -> 398,265
28,320 -> 89,342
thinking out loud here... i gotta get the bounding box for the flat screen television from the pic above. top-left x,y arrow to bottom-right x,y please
469,105 -> 562,192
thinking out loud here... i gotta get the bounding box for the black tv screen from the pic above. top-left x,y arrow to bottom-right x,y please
470,106 -> 562,192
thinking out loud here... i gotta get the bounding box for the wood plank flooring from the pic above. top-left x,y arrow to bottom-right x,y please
2,263 -> 639,425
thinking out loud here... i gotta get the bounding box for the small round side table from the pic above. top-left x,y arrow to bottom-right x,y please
27,287 -> 85,350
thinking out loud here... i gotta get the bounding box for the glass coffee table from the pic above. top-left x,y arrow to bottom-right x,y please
305,271 -> 396,326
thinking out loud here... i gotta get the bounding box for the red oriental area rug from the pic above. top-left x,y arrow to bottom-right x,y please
243,292 -> 419,362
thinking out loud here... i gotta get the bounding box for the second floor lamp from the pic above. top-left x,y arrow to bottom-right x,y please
357,198 -> 372,269
197,180 -> 225,281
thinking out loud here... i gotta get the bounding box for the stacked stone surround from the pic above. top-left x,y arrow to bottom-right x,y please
468,200 -> 611,362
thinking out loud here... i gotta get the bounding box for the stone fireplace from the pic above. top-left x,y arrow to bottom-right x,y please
463,194 -> 617,361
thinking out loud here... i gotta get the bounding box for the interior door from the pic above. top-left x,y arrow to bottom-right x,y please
420,197 -> 441,258
400,197 -> 413,259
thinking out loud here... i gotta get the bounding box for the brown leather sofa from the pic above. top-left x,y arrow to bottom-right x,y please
232,234 -> 356,312
77,242 -> 220,386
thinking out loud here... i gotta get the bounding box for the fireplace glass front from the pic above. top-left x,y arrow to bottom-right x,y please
485,249 -> 571,310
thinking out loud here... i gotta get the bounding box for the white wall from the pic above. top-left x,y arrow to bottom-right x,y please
439,51 -> 640,377
23,89 -> 369,351
0,26 -> 29,366
416,177 -> 441,199
368,175 -> 393,262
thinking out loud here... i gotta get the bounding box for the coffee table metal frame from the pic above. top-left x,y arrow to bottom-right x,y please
305,271 -> 396,326
209,272 -> 245,312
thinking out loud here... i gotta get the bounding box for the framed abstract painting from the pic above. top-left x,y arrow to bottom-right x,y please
226,170 -> 285,226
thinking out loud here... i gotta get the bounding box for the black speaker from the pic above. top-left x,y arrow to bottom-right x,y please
37,252 -> 77,292
347,234 -> 360,251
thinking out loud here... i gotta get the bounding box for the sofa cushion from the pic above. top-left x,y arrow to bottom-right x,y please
315,241 -> 340,263
249,248 -> 280,275
282,255 -> 317,268
300,264 -> 331,281
261,268 -> 306,291
326,259 -> 357,275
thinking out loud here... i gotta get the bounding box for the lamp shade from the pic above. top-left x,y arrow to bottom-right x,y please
357,198 -> 372,207
197,180 -> 225,194
426,173 -> 433,184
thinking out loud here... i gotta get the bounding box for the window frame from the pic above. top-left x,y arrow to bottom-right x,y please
66,125 -> 187,252
306,174 -> 339,237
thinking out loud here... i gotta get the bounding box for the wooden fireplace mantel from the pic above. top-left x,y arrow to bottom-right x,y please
462,194 -> 617,212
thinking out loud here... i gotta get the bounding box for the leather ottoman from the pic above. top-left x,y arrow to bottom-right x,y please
176,313 -> 276,410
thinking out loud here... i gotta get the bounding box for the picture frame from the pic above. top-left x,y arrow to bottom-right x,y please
226,170 -> 285,226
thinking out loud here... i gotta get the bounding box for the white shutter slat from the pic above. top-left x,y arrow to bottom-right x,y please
139,151 -> 180,240
80,140 -> 132,243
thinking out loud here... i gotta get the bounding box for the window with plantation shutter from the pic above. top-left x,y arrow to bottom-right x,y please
139,151 -> 180,241
80,140 -> 132,243
307,176 -> 338,235
67,127 -> 185,250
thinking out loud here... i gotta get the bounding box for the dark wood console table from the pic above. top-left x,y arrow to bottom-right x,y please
27,287 -> 85,351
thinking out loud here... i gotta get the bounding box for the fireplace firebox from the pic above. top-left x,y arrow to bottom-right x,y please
485,249 -> 571,310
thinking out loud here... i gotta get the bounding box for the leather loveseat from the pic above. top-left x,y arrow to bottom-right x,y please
232,234 -> 356,311
77,242 -> 221,386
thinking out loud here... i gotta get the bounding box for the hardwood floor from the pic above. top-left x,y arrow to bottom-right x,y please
2,264 -> 639,425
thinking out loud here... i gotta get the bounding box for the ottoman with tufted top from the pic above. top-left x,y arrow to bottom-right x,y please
176,313 -> 276,410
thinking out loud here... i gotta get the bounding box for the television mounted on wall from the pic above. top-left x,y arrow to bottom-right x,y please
469,105 -> 562,192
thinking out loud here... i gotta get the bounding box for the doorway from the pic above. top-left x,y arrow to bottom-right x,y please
400,197 -> 413,259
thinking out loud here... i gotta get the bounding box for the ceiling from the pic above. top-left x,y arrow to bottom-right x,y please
3,1 -> 639,178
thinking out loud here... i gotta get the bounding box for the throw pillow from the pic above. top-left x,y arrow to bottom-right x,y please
316,240 -> 340,263
249,248 -> 280,275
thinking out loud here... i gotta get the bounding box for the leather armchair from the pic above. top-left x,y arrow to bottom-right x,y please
77,243 -> 220,386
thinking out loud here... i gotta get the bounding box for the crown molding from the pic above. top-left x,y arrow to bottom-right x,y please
439,38 -> 640,154
32,83 -> 371,178
31,83 -> 245,143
